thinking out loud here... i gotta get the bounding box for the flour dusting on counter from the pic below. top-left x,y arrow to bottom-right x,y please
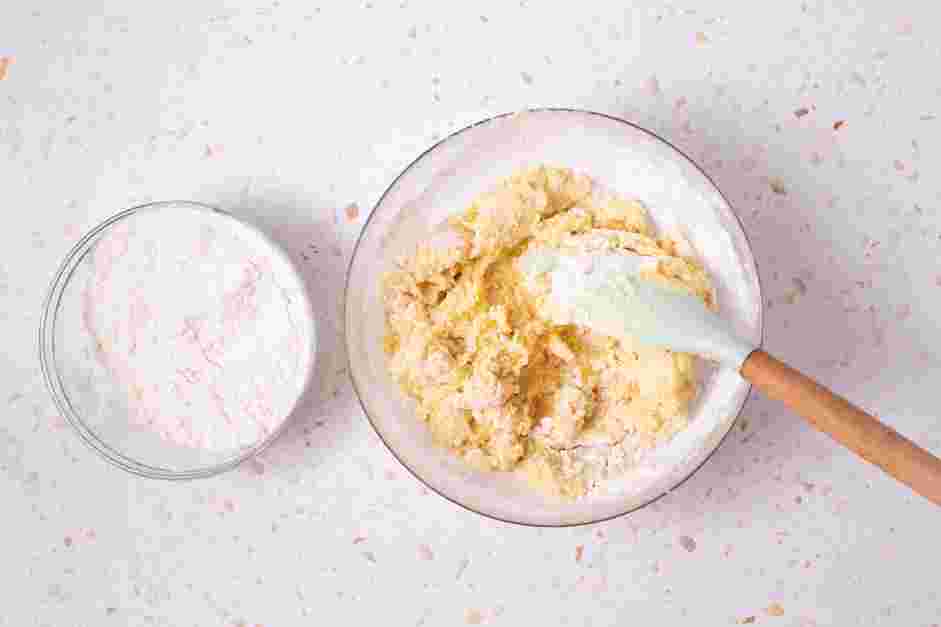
80,205 -> 313,451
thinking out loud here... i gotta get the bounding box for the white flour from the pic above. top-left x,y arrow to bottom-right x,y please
80,205 -> 313,452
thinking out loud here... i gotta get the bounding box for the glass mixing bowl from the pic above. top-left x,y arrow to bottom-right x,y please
39,201 -> 316,479
346,109 -> 762,526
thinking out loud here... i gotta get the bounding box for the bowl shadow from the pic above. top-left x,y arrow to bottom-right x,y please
595,104 -> 904,530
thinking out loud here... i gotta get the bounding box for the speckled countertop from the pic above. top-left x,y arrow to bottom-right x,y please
3,1 -> 940,625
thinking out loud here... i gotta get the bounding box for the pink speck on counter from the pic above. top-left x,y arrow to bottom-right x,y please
678,535 -> 697,552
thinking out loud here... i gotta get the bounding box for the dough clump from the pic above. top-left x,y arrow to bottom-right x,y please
382,166 -> 713,498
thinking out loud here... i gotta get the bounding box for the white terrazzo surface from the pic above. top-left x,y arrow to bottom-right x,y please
2,1 -> 940,625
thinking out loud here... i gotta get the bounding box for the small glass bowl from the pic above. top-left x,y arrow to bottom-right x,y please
346,109 -> 763,526
39,201 -> 316,479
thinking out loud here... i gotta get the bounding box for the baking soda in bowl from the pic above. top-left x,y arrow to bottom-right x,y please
48,202 -> 315,475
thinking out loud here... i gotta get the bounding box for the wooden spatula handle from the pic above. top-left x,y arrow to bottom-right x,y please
741,349 -> 941,506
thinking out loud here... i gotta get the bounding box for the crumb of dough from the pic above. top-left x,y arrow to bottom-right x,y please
382,165 -> 714,498
765,602 -> 785,617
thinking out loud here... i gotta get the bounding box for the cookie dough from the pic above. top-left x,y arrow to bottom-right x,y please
382,166 -> 713,498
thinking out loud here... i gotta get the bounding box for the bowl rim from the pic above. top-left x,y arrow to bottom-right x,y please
346,107 -> 765,527
38,200 -> 316,480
